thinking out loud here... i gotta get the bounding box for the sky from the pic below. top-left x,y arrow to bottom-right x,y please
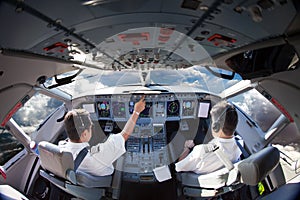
12,93 -> 63,135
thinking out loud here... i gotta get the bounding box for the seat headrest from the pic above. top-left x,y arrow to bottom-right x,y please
238,146 -> 280,186
38,141 -> 74,179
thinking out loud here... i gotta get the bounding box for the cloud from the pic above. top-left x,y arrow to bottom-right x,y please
231,89 -> 282,132
13,93 -> 63,135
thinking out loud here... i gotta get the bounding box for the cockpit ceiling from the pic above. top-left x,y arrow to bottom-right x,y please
0,0 -> 298,71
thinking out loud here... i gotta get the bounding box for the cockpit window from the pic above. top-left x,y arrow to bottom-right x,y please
56,65 -> 242,98
271,122 -> 300,183
229,89 -> 282,132
0,127 -> 24,166
146,70 -> 185,85
12,93 -> 63,137
99,71 -> 142,86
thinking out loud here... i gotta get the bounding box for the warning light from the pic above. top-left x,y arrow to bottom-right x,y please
271,98 -> 294,122
43,42 -> 68,53
208,34 -> 236,46
0,166 -> 7,180
118,32 -> 150,45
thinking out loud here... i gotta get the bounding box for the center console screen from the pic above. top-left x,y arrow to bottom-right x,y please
129,101 -> 153,118
140,102 -> 153,118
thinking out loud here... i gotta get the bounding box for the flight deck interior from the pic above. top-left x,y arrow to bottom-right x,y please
0,0 -> 300,200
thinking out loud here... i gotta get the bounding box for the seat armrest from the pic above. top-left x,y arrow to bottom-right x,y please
76,171 -> 112,188
66,169 -> 77,185
179,166 -> 239,189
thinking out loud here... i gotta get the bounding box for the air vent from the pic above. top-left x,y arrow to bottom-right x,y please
181,0 -> 202,10
194,36 -> 205,41
257,0 -> 274,10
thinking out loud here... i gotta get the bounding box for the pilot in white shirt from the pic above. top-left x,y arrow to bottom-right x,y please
176,100 -> 241,174
59,133 -> 126,176
59,96 -> 145,176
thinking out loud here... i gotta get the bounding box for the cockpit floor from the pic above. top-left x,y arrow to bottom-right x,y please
119,178 -> 177,200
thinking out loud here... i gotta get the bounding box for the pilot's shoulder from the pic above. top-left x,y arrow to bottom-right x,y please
192,144 -> 208,154
234,135 -> 244,146
58,139 -> 68,146
194,142 -> 218,154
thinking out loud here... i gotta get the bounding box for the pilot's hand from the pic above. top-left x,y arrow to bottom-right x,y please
184,140 -> 195,149
134,95 -> 146,114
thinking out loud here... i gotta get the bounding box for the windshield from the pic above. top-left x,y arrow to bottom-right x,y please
55,66 -> 242,98
45,26 -> 243,98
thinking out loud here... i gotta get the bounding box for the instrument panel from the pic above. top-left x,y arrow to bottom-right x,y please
81,92 -> 212,182
93,93 -> 209,122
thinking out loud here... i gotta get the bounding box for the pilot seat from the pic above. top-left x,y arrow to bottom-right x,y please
38,141 -> 119,200
176,146 -> 280,199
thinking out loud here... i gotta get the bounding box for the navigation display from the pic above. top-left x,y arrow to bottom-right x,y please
167,100 -> 179,117
112,102 -> 126,118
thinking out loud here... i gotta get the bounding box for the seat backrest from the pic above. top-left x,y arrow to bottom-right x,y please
38,141 -> 113,188
238,146 -> 280,186
179,146 -> 280,189
38,141 -> 75,182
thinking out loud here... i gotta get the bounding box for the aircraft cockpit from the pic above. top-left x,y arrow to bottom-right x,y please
1,0 -> 300,199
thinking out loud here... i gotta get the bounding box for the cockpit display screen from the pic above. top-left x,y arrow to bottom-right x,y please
129,101 -> 153,118
97,101 -> 110,118
182,100 -> 195,116
112,102 -> 126,118
140,102 -> 153,118
167,100 -> 179,117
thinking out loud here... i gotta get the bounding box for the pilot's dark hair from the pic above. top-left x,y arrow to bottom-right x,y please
64,109 -> 92,142
210,100 -> 238,137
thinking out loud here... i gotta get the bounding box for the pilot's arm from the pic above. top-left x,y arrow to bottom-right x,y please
178,140 -> 195,161
121,95 -> 145,141
175,144 -> 200,172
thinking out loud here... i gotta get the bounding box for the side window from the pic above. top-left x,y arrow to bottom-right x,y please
271,122 -> 300,151
0,127 -> 24,166
230,89 -> 300,182
12,93 -> 63,137
271,123 -> 300,182
230,89 -> 281,132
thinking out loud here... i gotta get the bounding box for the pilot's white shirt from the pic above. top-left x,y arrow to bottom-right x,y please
175,137 -> 241,174
58,133 -> 126,176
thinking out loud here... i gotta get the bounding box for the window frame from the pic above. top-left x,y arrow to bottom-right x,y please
0,123 -> 27,169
